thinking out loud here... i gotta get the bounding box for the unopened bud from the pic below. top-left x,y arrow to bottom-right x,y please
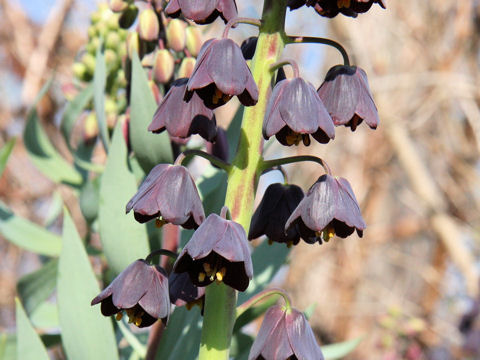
84,112 -> 99,141
153,49 -> 174,84
87,25 -> 97,39
119,4 -> 138,29
177,57 -> 196,78
73,62 -> 89,81
105,31 -> 121,50
126,31 -> 145,58
148,80 -> 162,104
106,13 -> 120,30
105,49 -> 120,71
109,0 -> 129,13
82,52 -> 96,74
166,19 -> 186,52
138,8 -> 159,42
185,26 -> 202,57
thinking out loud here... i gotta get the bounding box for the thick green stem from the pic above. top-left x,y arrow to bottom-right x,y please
198,1 -> 287,359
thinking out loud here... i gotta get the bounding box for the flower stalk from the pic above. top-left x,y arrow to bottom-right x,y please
198,1 -> 288,359
288,35 -> 350,66
261,155 -> 332,175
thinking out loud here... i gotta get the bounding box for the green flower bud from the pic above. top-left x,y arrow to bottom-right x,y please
90,10 -> 102,25
116,69 -> 127,88
109,0 -> 129,13
105,31 -> 121,50
185,26 -> 202,57
73,62 -> 89,81
105,96 -> 118,115
177,57 -> 196,78
87,25 -> 97,39
153,49 -> 175,84
119,4 -> 138,29
166,19 -> 186,52
82,52 -> 97,74
84,112 -> 99,141
104,49 -> 119,71
106,13 -> 120,30
138,8 -> 159,42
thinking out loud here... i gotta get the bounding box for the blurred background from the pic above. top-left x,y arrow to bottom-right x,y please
1,1 -> 480,359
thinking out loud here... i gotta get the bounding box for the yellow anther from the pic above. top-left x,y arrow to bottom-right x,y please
302,134 -> 311,146
337,0 -> 351,8
222,94 -> 232,103
315,231 -> 322,238
287,241 -> 293,248
198,272 -> 206,282
155,218 -> 167,228
214,88 -> 223,98
134,317 -> 142,327
216,267 -> 226,282
115,312 -> 123,321
185,302 -> 194,310
268,239 -> 273,245
126,308 -> 135,317
285,131 -> 302,146
212,95 -> 219,105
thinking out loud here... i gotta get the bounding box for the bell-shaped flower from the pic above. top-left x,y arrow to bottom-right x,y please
285,174 -> 366,244
248,305 -> 324,360
310,0 -> 386,18
249,183 -> 304,247
165,0 -> 237,25
173,208 -> 253,291
168,272 -> 205,310
148,78 -> 217,142
317,65 -> 379,131
185,38 -> 258,109
126,164 -> 205,228
263,77 -> 335,146
91,260 -> 170,327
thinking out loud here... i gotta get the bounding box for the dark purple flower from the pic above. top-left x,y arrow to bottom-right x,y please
206,127 -> 229,165
173,209 -> 253,291
240,36 -> 257,60
263,77 -> 335,146
249,183 -> 304,247
285,174 -> 366,244
165,0 -> 237,25
318,65 -> 379,131
168,272 -> 205,310
248,305 -> 324,360
312,0 -> 386,18
126,164 -> 205,228
148,78 -> 217,142
185,38 -> 258,109
91,260 -> 170,327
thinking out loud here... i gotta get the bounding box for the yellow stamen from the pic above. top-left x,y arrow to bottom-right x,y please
337,0 -> 351,8
214,88 -> 223,98
185,302 -> 194,310
222,94 -> 232,103
216,267 -> 226,282
134,317 -> 142,327
198,272 -> 206,282
115,312 -> 123,321
155,218 -> 167,228
287,241 -> 293,248
285,131 -> 302,146
203,263 -> 212,274
268,239 -> 273,245
302,134 -> 311,146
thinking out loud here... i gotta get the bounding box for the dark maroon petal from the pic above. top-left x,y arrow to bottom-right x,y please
99,296 -> 120,316
126,164 -> 205,228
216,0 -> 237,23
169,272 -> 205,307
138,266 -> 170,321
206,127 -> 229,165
286,309 -> 324,360
164,0 -> 181,17
178,0 -> 217,21
111,260 -> 155,309
248,305 -> 295,360
149,78 -> 217,141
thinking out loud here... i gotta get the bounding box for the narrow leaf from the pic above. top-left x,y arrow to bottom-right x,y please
15,298 -> 49,360
23,110 -> 82,185
61,84 -> 94,148
57,209 -> 118,360
0,202 -> 61,256
93,44 -> 109,151
0,138 -> 15,179
130,51 -> 172,173
98,124 -> 149,274
323,337 -> 363,360
17,259 -> 58,315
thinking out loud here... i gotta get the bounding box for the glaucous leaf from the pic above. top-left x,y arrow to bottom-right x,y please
0,138 -> 15,179
15,298 -> 49,360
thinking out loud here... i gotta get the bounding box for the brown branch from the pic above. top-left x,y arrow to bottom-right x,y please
21,0 -> 74,106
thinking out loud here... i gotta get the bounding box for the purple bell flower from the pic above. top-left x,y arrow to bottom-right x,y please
185,38 -> 258,109
126,164 -> 205,228
248,305 -> 324,360
173,208 -> 253,291
91,260 -> 170,327
165,0 -> 237,25
263,77 -> 335,146
149,78 -> 217,142
285,174 -> 366,244
318,65 -> 379,131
